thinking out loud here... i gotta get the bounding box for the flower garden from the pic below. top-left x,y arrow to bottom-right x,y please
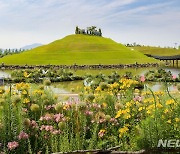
0,70 -> 179,153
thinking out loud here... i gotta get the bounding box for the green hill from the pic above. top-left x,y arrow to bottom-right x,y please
0,35 -> 157,65
129,46 -> 180,56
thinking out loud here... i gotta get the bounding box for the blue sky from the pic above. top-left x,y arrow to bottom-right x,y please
0,0 -> 180,48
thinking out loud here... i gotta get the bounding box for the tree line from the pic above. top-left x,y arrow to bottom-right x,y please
0,48 -> 26,58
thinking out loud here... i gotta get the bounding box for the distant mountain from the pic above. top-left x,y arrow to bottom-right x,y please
21,43 -> 43,50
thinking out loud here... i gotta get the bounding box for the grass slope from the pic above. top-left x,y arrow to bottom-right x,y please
130,46 -> 180,56
0,35 -> 157,65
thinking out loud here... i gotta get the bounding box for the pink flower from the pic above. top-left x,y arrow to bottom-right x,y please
40,114 -> 53,121
22,108 -> 28,112
133,96 -> 142,102
18,131 -> 29,140
54,114 -> 64,123
40,117 -> 44,121
45,105 -> 52,110
98,129 -> 106,138
31,120 -> 38,129
84,110 -> 93,116
110,118 -> 119,125
7,141 -> 19,150
45,125 -> 53,132
172,75 -> 176,80
40,125 -> 45,131
140,75 -> 145,82
92,103 -> 100,109
44,114 -> 52,121
91,120 -> 95,123
51,130 -> 61,135
99,118 -> 106,123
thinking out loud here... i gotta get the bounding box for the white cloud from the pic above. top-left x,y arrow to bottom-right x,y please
0,0 -> 179,48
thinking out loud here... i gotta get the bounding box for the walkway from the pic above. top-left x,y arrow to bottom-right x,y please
145,54 -> 180,67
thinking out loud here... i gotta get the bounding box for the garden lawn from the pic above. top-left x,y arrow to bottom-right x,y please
0,35 -> 157,65
130,46 -> 180,56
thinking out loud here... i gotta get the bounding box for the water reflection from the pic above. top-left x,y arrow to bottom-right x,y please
0,71 -> 11,78
0,67 -> 179,93
146,82 -> 179,92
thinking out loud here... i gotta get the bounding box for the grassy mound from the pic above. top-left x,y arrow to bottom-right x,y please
0,35 -> 157,65
129,46 -> 180,56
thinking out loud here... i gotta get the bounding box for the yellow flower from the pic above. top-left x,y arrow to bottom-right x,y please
23,98 -> 30,104
142,91 -> 151,96
147,110 -> 151,115
98,129 -> 106,138
167,119 -> 171,124
164,109 -> 169,114
166,99 -> 175,105
102,102 -> 107,108
123,113 -> 131,119
115,110 -> 122,118
157,103 -> 163,109
95,86 -> 101,91
112,82 -> 119,88
22,90 -> 28,95
33,90 -> 44,95
147,104 -> 155,110
63,104 -> 70,110
125,102 -> 132,108
138,107 -> 143,111
154,91 -> 164,96
144,98 -> 155,104
16,83 -> 30,90
119,126 -> 129,138
175,118 -> 180,123
0,88 -> 5,94
135,101 -> 140,106
99,129 -> 106,133
124,108 -> 130,113
134,89 -> 140,93
24,72 -> 31,78
119,79 -> 139,90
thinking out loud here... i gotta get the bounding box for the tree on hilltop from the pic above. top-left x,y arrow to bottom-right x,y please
99,28 -> 102,36
75,26 -> 79,34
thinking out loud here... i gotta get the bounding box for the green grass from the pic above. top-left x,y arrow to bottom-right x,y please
0,34 -> 157,65
129,46 -> 180,56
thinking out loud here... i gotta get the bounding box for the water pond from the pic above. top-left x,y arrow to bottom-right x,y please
0,67 -> 179,94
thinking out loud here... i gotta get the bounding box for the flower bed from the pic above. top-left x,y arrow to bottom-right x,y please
6,69 -> 84,83
145,68 -> 180,82
0,78 -> 179,153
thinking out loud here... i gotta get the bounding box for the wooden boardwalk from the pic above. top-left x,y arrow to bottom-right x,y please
145,54 -> 180,67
